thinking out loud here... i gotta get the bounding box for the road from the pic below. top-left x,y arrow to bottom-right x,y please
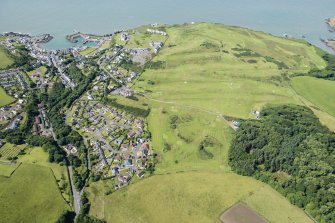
51,55 -> 76,89
50,121 -> 84,216
67,165 -> 83,214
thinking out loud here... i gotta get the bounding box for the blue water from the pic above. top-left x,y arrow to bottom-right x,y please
0,0 -> 334,50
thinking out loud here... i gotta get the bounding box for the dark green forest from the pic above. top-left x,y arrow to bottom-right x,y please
229,105 -> 335,223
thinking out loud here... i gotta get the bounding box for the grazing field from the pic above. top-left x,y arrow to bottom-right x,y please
133,23 -> 325,173
0,87 -> 15,107
292,76 -> 335,117
0,161 -> 20,177
0,46 -> 13,69
18,147 -> 71,203
0,143 -> 26,160
89,23 -> 325,222
0,163 -> 69,223
87,172 -> 313,223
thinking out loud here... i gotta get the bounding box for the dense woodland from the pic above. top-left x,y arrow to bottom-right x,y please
229,105 -> 335,223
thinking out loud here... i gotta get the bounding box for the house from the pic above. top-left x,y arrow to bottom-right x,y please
127,131 -> 136,138
124,159 -> 132,166
137,172 -> 145,178
232,120 -> 241,128
115,138 -> 122,145
118,174 -> 131,184
120,144 -> 128,150
32,124 -> 39,135
111,167 -> 119,176
35,116 -> 41,124
37,102 -> 44,109
120,32 -> 129,41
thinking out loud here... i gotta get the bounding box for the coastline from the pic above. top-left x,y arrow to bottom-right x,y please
326,17 -> 335,32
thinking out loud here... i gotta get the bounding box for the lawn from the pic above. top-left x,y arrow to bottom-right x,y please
0,87 -> 15,107
87,172 -> 313,223
0,46 -> 13,69
80,47 -> 97,56
0,163 -> 70,223
291,76 -> 335,117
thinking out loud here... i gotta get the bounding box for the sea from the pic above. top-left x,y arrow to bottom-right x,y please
0,0 -> 334,51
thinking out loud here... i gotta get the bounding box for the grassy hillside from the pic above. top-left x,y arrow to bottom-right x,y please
18,147 -> 71,203
87,23 -> 324,223
292,76 -> 335,117
133,22 -> 326,173
0,163 -> 69,223
0,162 -> 20,177
87,172 -> 313,223
0,87 -> 15,107
0,46 -> 13,69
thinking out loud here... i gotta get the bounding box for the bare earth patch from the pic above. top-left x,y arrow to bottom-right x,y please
220,203 -> 268,223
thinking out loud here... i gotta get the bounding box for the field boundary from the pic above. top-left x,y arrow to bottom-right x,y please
49,167 -> 73,209
0,161 -> 22,178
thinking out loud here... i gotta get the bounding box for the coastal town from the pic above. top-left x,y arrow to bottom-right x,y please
0,24 -> 168,214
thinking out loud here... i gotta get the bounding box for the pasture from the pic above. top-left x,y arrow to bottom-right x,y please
89,23 -> 325,222
87,172 -> 313,223
292,76 -> 335,117
0,161 -> 20,177
0,163 -> 69,223
18,147 -> 71,203
133,22 -> 325,173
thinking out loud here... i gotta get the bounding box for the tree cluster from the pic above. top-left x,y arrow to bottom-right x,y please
307,53 -> 335,80
229,105 -> 335,223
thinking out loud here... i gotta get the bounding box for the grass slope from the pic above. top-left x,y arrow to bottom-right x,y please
0,87 -> 15,107
0,46 -> 13,69
87,172 -> 313,223
88,23 -> 324,222
0,163 -> 69,223
134,23 -> 325,173
292,76 -> 335,117
18,147 -> 71,203
0,162 -> 20,177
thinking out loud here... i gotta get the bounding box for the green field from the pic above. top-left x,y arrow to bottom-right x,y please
80,47 -> 97,56
87,172 -> 313,223
18,147 -> 71,203
0,46 -> 13,69
0,161 -> 20,177
86,23 -> 325,222
292,76 -> 335,117
0,163 -> 70,223
133,22 -> 325,173
0,87 -> 15,107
